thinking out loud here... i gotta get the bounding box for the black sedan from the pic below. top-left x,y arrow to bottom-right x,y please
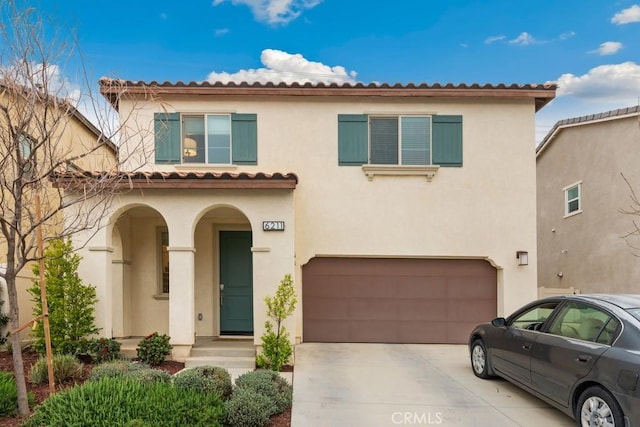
469,294 -> 640,427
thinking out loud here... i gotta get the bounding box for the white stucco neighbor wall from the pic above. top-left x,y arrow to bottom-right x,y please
76,92 -> 540,354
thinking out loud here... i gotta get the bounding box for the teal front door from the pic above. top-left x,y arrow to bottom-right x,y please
219,231 -> 253,334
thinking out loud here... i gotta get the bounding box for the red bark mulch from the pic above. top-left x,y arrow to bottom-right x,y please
0,349 -> 290,427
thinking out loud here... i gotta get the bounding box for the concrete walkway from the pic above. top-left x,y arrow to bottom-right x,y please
291,343 -> 574,427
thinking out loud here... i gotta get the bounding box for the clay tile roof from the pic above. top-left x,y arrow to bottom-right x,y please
51,170 -> 298,190
99,79 -> 556,112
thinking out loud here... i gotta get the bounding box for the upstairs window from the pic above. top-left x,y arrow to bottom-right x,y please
18,133 -> 35,176
338,114 -> 462,167
154,112 -> 257,165
564,182 -> 581,217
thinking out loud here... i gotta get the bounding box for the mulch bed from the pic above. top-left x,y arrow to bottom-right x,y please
0,349 -> 290,427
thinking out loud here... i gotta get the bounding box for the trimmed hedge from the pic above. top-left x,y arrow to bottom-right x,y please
24,377 -> 225,427
89,360 -> 169,383
235,369 -> 292,415
173,366 -> 232,400
225,388 -> 274,427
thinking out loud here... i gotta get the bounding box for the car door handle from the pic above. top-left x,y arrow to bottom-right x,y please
522,343 -> 532,351
577,355 -> 592,363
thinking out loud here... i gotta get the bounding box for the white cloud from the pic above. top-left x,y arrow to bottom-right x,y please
213,0 -> 322,25
558,31 -> 575,40
206,49 -> 357,84
509,32 -> 536,45
612,4 -> 640,24
554,62 -> 640,102
215,28 -> 230,36
484,35 -> 505,44
590,41 -> 623,55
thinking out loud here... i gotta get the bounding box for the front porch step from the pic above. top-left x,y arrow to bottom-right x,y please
185,355 -> 256,369
184,338 -> 256,369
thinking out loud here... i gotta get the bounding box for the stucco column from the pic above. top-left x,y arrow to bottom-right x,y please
86,246 -> 114,337
168,246 -> 195,361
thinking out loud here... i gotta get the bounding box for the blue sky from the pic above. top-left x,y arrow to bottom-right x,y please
31,0 -> 640,141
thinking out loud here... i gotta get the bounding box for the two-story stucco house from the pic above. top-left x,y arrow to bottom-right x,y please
70,79 -> 555,361
0,80 -> 117,336
537,105 -> 640,294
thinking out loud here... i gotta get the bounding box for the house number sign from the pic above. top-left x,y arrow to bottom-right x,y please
263,221 -> 285,231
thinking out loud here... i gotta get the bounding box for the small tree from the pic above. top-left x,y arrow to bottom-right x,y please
28,238 -> 99,355
257,274 -> 297,372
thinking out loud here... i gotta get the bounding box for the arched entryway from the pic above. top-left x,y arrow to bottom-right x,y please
193,206 -> 253,337
111,205 -> 169,337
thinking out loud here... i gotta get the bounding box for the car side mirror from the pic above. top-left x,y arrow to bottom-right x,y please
491,317 -> 507,327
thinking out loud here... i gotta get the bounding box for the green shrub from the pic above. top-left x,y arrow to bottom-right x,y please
173,366 -> 232,400
0,371 -> 34,416
235,369 -> 292,414
127,368 -> 172,384
28,238 -> 99,356
24,378 -> 225,427
89,360 -> 148,381
86,337 -> 122,363
136,332 -> 172,366
29,354 -> 84,385
224,387 -> 275,427
257,274 -> 297,372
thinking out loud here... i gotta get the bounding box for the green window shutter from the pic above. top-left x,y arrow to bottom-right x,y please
338,114 -> 368,166
432,115 -> 463,167
154,112 -> 181,164
231,113 -> 257,165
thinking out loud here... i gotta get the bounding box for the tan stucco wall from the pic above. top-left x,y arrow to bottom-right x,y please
78,94 -> 540,347
537,115 -> 640,293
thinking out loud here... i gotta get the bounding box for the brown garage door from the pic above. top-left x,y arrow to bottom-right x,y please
302,257 -> 496,344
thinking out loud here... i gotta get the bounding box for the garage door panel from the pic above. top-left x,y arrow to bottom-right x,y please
302,258 -> 497,344
303,298 -> 348,319
349,299 -> 398,320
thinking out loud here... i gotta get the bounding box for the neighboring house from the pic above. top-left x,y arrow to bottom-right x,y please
0,81 -> 117,335
537,105 -> 640,294
70,79 -> 555,360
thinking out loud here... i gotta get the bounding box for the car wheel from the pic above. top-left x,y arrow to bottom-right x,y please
577,386 -> 624,427
470,339 -> 492,379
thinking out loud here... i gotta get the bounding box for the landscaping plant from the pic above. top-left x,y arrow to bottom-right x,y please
24,377 -> 225,426
173,366 -> 232,400
29,354 -> 84,385
136,332 -> 172,366
235,369 -> 293,415
257,274 -> 297,371
28,238 -> 99,355
85,337 -> 122,363
224,387 -> 275,427
0,371 -> 34,416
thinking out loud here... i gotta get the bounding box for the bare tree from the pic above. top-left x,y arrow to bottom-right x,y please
0,1 -> 153,415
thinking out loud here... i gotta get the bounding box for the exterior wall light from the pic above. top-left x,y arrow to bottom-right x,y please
516,251 -> 529,266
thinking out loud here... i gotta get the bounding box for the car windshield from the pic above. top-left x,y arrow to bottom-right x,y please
626,308 -> 640,322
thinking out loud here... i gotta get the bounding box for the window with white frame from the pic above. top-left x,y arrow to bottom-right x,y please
370,116 -> 431,165
153,112 -> 257,165
337,114 -> 462,167
564,182 -> 582,216
182,115 -> 231,164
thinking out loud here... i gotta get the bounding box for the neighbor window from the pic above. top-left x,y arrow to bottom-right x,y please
338,114 -> 462,167
158,229 -> 169,294
564,182 -> 581,216
18,133 -> 34,175
154,112 -> 257,165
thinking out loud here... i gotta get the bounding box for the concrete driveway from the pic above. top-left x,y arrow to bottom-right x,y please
291,343 -> 574,427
